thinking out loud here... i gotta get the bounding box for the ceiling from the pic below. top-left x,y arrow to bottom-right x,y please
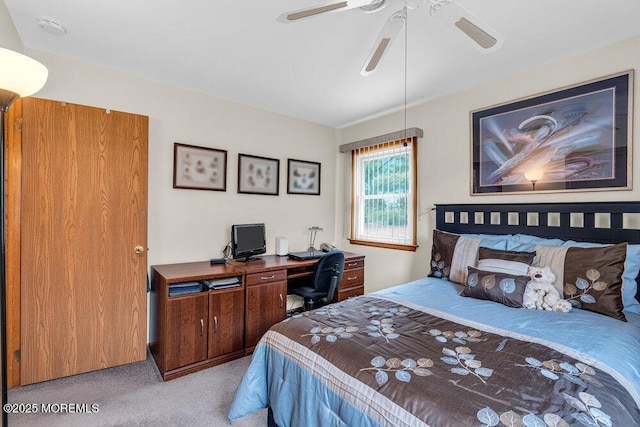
4,0 -> 640,128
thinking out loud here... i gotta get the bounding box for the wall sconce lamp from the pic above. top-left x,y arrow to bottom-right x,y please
0,46 -> 48,425
524,170 -> 543,191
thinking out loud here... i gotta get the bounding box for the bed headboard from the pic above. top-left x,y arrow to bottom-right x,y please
435,201 -> 640,304
435,201 -> 640,244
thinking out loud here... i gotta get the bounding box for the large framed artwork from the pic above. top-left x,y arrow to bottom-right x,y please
238,153 -> 280,195
173,143 -> 227,191
471,71 -> 633,195
287,158 -> 321,195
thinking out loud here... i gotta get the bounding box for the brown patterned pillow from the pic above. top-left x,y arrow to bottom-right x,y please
535,243 -> 627,321
562,243 -> 627,321
461,267 -> 529,308
429,230 -> 482,284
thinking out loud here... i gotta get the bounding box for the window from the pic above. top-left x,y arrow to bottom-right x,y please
350,138 -> 417,251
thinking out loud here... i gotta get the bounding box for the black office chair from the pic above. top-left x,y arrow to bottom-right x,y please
288,250 -> 345,310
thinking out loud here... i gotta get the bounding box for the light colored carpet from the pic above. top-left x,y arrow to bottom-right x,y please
7,352 -> 266,426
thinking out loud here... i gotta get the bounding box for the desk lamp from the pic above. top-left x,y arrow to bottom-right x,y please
0,46 -> 48,425
308,226 -> 323,252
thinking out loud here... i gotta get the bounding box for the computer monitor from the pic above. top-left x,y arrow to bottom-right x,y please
231,223 -> 266,262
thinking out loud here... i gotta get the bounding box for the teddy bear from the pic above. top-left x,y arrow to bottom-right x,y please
523,266 -> 571,313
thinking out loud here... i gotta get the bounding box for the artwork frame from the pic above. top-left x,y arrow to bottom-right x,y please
237,153 -> 280,196
173,143 -> 227,191
471,70 -> 633,195
287,158 -> 321,195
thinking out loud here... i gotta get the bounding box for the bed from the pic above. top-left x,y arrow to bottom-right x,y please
229,202 -> 640,426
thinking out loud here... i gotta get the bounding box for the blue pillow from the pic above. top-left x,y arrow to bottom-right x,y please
460,233 -> 510,250
505,234 -> 565,251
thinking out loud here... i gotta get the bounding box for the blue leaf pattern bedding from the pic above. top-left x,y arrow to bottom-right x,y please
229,278 -> 640,426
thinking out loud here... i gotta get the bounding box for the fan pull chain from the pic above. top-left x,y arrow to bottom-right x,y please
403,6 -> 408,147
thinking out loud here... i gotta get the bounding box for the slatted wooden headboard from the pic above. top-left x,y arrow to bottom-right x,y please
435,202 -> 640,303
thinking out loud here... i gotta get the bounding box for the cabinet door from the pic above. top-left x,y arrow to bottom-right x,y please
245,281 -> 287,349
166,295 -> 208,371
208,288 -> 245,358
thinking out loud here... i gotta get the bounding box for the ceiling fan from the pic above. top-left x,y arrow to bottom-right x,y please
277,0 -> 504,76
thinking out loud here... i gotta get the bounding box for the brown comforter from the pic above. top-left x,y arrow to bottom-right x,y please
266,295 -> 639,426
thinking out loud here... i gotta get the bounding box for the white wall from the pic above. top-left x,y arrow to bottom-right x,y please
0,0 -> 22,52
338,35 -> 640,293
21,50 -> 338,267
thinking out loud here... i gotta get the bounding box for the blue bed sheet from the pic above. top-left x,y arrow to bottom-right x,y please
229,278 -> 640,426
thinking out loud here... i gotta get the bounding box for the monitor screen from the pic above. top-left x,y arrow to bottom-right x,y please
231,223 -> 266,261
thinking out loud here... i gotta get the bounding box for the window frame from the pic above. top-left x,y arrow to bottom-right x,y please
349,137 -> 418,251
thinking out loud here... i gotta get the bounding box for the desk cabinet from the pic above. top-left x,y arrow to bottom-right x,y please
208,288 -> 245,358
245,278 -> 287,352
165,294 -> 209,371
336,255 -> 365,301
150,263 -> 246,381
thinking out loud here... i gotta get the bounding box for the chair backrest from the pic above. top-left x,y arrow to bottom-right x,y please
312,250 -> 345,293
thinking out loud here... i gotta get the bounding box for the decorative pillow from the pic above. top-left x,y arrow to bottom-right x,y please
560,240 -> 640,314
623,244 -> 640,313
460,267 -> 529,308
428,230 -> 508,284
429,230 -> 479,284
506,234 -> 566,248
534,243 -> 627,321
477,247 -> 536,276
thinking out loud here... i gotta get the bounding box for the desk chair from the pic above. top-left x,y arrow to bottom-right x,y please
288,250 -> 345,310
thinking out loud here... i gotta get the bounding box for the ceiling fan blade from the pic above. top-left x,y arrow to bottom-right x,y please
429,0 -> 504,52
360,9 -> 406,76
278,0 -> 379,23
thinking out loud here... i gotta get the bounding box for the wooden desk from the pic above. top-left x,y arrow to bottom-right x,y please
227,252 -> 364,295
227,252 -> 365,353
150,252 -> 365,379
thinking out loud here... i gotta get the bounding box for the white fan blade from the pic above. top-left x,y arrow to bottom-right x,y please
429,0 -> 504,52
278,0 -> 378,23
360,10 -> 406,76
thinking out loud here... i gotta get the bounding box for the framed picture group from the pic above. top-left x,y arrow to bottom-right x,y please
173,143 -> 321,196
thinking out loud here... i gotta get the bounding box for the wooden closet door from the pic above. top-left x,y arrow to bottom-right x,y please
19,98 -> 148,384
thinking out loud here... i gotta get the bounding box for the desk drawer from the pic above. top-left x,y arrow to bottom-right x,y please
344,259 -> 364,270
246,269 -> 287,286
337,285 -> 364,301
340,268 -> 364,288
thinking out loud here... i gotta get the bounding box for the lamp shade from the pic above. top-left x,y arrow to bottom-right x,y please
524,170 -> 544,182
0,47 -> 48,98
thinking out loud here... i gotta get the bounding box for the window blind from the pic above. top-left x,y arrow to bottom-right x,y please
350,138 -> 417,249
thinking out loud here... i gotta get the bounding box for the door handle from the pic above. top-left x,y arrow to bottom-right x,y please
200,319 -> 204,336
134,245 -> 145,256
213,316 -> 218,333
279,294 -> 283,309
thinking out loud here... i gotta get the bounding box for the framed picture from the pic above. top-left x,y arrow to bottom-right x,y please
173,143 -> 227,191
287,158 -> 321,195
471,71 -> 633,195
238,153 -> 279,195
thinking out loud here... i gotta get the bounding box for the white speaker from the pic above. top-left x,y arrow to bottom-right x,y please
276,236 -> 288,256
